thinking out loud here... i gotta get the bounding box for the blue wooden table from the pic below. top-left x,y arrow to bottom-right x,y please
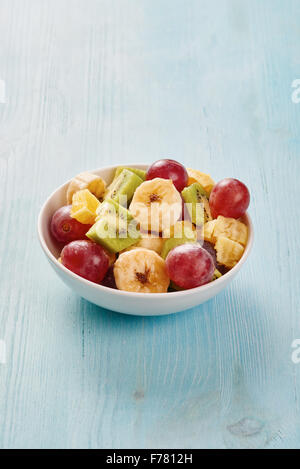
0,0 -> 300,449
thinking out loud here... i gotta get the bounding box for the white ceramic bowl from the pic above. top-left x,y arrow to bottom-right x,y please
38,164 -> 253,316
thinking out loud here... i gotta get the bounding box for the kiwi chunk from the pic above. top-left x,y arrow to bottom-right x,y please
161,226 -> 197,259
105,169 -> 143,206
114,166 -> 146,181
87,199 -> 140,253
212,268 -> 222,280
97,198 -> 131,222
181,183 -> 211,225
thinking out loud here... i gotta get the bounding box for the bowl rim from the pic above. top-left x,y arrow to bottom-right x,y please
38,163 -> 254,298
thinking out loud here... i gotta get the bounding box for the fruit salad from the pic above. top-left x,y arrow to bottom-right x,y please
50,160 -> 250,293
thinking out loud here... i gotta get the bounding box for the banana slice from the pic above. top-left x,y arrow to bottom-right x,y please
120,232 -> 164,255
129,178 -> 182,232
114,248 -> 170,293
136,232 -> 164,254
187,168 -> 215,195
67,172 -> 106,204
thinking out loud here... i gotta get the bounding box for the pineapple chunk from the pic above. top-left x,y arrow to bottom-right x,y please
204,220 -> 217,243
187,168 -> 215,194
67,172 -> 106,204
120,233 -> 164,256
213,216 -> 248,246
215,236 -> 244,268
71,189 -> 100,224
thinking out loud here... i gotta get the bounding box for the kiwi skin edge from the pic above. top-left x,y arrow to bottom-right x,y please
105,169 -> 143,206
181,182 -> 208,225
113,166 -> 146,182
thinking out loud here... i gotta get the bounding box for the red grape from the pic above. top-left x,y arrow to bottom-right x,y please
101,266 -> 117,289
209,178 -> 250,219
51,205 -> 92,244
146,159 -> 188,192
61,240 -> 109,283
165,243 -> 215,289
